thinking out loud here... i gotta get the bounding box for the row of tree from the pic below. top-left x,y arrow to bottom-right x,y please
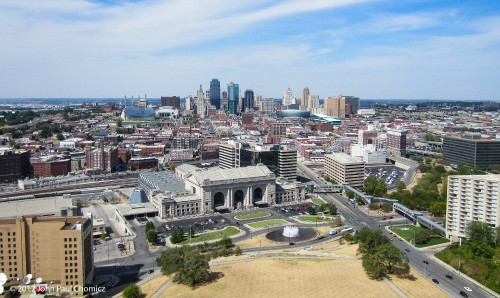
145,221 -> 157,243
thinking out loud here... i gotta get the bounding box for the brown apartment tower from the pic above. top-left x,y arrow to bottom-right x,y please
0,216 -> 93,295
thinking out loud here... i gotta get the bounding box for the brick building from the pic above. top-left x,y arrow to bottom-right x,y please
32,159 -> 71,177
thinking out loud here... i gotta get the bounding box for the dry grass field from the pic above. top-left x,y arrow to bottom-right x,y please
161,259 -> 399,298
392,269 -> 451,298
159,244 -> 450,298
139,274 -> 171,298
235,235 -> 283,248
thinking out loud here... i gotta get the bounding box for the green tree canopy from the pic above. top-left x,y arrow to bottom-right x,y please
466,221 -> 495,245
123,284 -> 145,298
146,229 -> 157,243
156,246 -> 211,287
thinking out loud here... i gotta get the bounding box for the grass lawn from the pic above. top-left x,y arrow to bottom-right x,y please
297,216 -> 330,223
389,225 -> 449,248
178,227 -> 239,245
234,212 -> 271,221
311,198 -> 325,206
248,219 -> 288,229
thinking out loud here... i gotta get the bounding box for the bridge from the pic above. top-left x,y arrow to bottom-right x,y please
407,148 -> 443,157
306,182 -> 446,233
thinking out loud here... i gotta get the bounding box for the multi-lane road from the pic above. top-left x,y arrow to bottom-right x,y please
298,161 -> 494,298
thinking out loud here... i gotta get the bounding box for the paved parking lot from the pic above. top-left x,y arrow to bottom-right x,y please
93,238 -> 133,262
365,165 -> 406,188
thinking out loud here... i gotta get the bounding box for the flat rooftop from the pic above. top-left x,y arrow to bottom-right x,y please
326,153 -> 364,165
0,196 -> 74,218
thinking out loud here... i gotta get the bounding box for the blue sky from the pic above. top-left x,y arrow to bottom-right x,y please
1,0 -> 500,100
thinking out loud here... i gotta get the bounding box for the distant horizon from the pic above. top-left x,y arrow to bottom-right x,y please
1,1 -> 500,99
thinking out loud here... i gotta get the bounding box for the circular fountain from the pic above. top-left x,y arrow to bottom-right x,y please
282,225 -> 300,238
265,225 -> 317,242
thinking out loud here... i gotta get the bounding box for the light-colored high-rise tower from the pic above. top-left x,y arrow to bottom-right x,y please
185,95 -> 192,111
254,93 -> 263,111
301,87 -> 310,111
308,95 -> 320,111
196,85 -> 205,118
446,175 -> 500,242
283,88 -> 295,106
324,96 -> 346,118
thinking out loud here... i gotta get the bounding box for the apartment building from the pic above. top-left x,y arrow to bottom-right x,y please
446,175 -> 500,242
0,215 -> 93,295
324,153 -> 365,188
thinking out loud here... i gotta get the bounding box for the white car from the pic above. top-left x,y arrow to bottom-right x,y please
464,287 -> 472,292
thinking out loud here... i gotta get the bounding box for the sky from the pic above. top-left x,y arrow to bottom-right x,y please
1,0 -> 500,100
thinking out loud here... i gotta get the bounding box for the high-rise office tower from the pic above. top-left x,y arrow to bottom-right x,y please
308,95 -> 320,111
443,134 -> 500,169
344,96 -> 360,115
324,96 -> 345,118
283,88 -> 295,106
221,91 -> 228,111
301,87 -> 310,111
196,85 -> 205,118
209,78 -> 221,109
185,95 -> 192,111
254,94 -> 263,111
386,130 -> 407,157
228,82 -> 239,115
243,89 -> 254,112
278,149 -> 297,181
262,97 -> 275,114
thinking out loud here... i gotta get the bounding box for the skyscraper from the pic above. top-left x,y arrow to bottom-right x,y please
228,82 -> 239,115
262,97 -> 275,114
243,89 -> 254,112
196,85 -> 205,118
222,90 -> 228,111
324,96 -> 345,118
185,95 -> 192,111
344,96 -> 360,115
209,78 -> 221,109
283,88 -> 295,106
308,95 -> 320,111
301,87 -> 310,111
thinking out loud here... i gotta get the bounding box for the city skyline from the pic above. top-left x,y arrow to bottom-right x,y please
1,0 -> 500,100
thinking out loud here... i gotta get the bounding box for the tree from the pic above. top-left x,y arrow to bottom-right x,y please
306,206 -> 317,215
363,176 -> 377,195
145,221 -> 155,232
157,246 -> 211,287
424,133 -> 435,142
374,179 -> 387,197
56,133 -> 65,141
415,229 -> 432,245
146,229 -> 157,243
234,246 -> 242,256
75,200 -> 83,208
429,202 -> 446,217
170,226 -> 185,244
466,221 -> 495,245
345,190 -> 355,199
396,181 -> 406,192
123,284 -> 145,298
355,227 -> 390,255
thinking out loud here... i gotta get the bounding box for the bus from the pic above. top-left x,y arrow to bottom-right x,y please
340,227 -> 354,234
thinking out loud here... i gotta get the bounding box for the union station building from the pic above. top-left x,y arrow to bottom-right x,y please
141,164 -> 305,219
